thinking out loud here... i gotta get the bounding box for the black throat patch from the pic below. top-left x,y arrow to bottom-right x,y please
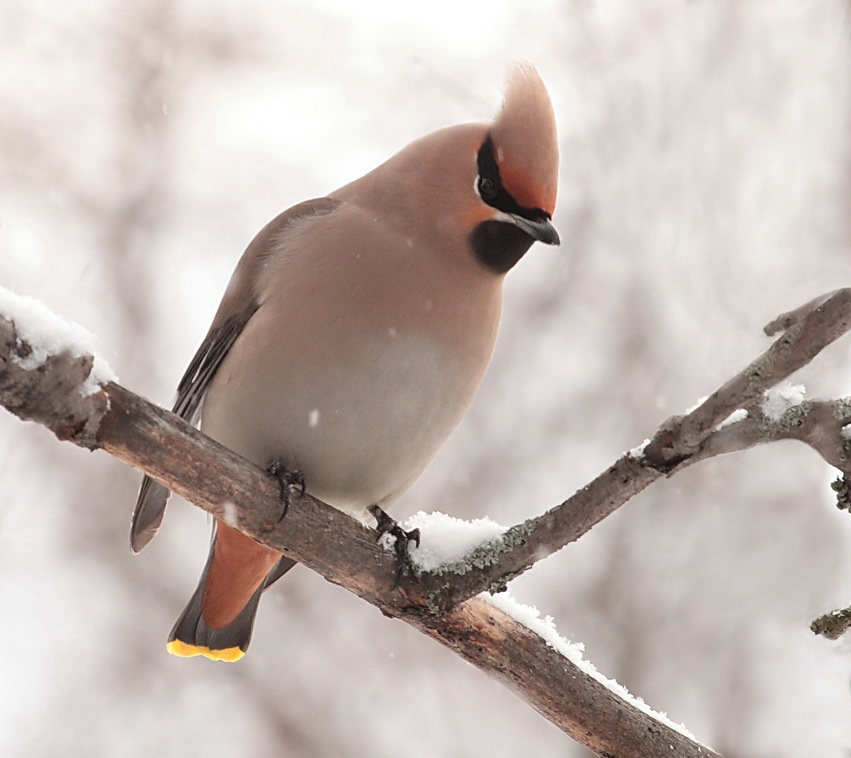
469,221 -> 535,275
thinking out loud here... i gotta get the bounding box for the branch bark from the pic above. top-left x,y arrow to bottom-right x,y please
5,289 -> 851,756
811,606 -> 851,640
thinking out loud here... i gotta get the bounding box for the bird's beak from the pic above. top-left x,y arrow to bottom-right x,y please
509,214 -> 560,246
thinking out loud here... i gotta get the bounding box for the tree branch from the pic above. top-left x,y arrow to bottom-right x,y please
0,308 -> 715,756
4,288 -> 850,756
415,288 -> 851,611
811,606 -> 851,640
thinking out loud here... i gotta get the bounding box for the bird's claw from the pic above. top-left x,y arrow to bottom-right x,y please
368,504 -> 420,587
266,459 -> 305,522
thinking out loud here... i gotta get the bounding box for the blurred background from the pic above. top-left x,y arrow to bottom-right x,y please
1,1 -> 850,756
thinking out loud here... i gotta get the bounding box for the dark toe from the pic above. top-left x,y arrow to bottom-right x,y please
368,505 -> 419,587
265,459 -> 306,521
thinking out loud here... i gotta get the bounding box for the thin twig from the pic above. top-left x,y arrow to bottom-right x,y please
415,289 -> 851,611
811,607 -> 851,640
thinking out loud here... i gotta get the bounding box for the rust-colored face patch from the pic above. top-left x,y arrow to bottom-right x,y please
498,160 -> 556,217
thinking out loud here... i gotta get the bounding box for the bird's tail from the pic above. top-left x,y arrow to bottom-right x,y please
166,522 -> 296,662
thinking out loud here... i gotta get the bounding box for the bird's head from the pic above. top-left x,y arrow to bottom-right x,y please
334,65 -> 559,274
465,64 -> 560,273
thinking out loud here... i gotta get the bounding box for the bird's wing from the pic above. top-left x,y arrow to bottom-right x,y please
130,197 -> 341,553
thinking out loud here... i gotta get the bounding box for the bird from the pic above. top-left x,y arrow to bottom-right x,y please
131,65 -> 560,662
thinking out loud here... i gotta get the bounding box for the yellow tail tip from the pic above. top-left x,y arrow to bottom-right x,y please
166,639 -> 245,662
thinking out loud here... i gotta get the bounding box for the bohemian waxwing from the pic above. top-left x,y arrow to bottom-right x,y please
132,65 -> 560,661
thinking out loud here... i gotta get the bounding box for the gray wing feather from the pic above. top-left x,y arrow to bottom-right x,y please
129,197 -> 341,553
130,309 -> 257,553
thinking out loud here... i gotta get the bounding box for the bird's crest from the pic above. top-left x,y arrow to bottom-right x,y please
490,65 -> 559,216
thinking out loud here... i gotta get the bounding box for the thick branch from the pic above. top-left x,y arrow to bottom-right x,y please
0,312 -> 715,757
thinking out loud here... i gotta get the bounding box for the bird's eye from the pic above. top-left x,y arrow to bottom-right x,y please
478,176 -> 497,201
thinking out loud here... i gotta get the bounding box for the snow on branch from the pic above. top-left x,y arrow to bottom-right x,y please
0,286 -> 113,446
0,285 -> 116,396
0,290 -> 716,757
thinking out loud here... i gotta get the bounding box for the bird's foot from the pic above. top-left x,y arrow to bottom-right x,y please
265,459 -> 305,521
368,504 -> 421,587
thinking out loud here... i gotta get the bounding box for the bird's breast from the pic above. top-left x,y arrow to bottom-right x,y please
201,203 -> 502,515
202,304 -> 496,517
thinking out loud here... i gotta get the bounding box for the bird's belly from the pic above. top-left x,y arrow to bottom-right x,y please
201,330 -> 479,517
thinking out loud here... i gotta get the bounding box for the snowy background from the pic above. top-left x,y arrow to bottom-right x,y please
1,1 -> 851,756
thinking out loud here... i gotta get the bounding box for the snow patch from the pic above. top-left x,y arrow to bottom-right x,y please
308,408 -> 320,428
485,591 -> 699,743
402,511 -> 507,572
685,395 -> 709,414
717,408 -> 748,430
0,285 -> 117,396
628,438 -> 650,459
761,382 -> 806,422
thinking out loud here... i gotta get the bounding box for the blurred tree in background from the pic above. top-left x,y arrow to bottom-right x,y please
0,1 -> 849,756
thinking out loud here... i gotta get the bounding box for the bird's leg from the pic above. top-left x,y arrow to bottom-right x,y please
368,504 -> 421,586
265,458 -> 306,522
